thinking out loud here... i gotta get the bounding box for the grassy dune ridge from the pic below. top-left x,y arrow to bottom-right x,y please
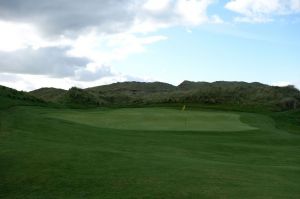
29,81 -> 300,111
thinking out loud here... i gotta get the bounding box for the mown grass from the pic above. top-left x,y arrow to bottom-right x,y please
0,106 -> 300,199
47,108 -> 256,132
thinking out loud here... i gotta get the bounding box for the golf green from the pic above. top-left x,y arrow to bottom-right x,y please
48,108 -> 256,131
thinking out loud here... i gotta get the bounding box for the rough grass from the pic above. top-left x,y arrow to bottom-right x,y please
0,106 -> 300,199
47,108 -> 257,132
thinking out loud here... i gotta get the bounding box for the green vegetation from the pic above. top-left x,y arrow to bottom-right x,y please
29,81 -> 300,110
48,108 -> 256,131
29,87 -> 66,102
0,85 -> 44,109
1,83 -> 300,198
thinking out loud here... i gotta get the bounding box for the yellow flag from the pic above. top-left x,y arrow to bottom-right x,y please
182,105 -> 186,111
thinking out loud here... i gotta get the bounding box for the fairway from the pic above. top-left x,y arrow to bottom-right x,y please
48,108 -> 256,131
1,106 -> 300,199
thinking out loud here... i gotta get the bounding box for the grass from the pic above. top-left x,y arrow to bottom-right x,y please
0,106 -> 300,199
47,108 -> 256,131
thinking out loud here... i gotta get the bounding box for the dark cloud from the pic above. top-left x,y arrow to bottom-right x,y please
0,0 -> 141,36
0,47 -> 115,81
0,47 -> 89,77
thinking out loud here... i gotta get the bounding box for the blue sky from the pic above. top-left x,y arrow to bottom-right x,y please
0,0 -> 299,90
114,21 -> 300,86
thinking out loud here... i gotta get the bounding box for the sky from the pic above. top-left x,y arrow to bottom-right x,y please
0,0 -> 299,91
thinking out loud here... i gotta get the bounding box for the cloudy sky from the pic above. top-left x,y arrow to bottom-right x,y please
0,0 -> 299,91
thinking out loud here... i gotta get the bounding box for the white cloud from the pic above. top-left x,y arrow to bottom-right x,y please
291,0 -> 300,10
0,73 -> 22,83
133,0 -> 219,33
234,16 -> 273,23
175,0 -> 214,25
0,20 -> 72,52
211,15 -> 224,24
0,0 -> 221,90
143,0 -> 172,12
67,31 -> 168,65
0,21 -> 40,52
130,18 -> 171,34
226,0 -> 281,15
225,0 -> 300,23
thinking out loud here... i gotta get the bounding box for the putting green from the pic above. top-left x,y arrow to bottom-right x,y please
48,108 -> 256,131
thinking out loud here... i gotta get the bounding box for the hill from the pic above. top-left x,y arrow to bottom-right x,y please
174,81 -> 300,110
0,85 -> 44,109
86,81 -> 176,105
87,81 -> 176,92
29,87 -> 67,102
29,87 -> 105,107
22,81 -> 300,110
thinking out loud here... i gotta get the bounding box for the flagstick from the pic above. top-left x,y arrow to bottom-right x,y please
182,104 -> 187,129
